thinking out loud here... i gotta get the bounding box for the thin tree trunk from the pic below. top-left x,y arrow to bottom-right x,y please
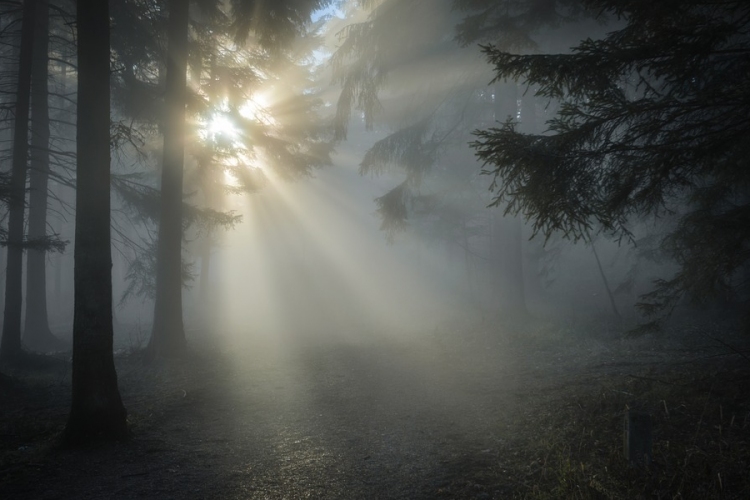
489,82 -> 528,316
461,215 -> 474,301
198,172 -> 219,301
198,235 -> 212,299
197,55 -> 220,303
591,241 -> 622,320
24,0 -> 59,351
1,0 -> 37,363
149,0 -> 189,357
51,64 -> 68,318
63,0 -> 127,444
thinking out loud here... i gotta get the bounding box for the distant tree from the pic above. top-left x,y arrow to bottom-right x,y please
1,0 -> 37,363
330,0 -> 580,314
149,0 -> 192,358
472,0 -> 750,328
453,0 -> 582,49
25,0 -> 63,351
149,0 -> 332,357
63,0 -> 128,443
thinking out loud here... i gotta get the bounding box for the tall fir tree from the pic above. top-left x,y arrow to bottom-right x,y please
64,0 -> 128,444
1,0 -> 37,363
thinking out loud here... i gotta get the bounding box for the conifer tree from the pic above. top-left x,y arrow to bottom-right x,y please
64,0 -> 128,444
25,0 -> 62,351
1,0 -> 37,363
472,0 -> 750,327
330,0 -> 576,312
148,0 -> 332,357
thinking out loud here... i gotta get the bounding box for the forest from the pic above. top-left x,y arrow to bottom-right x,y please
1,0 -> 749,498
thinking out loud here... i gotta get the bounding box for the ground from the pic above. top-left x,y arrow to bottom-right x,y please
1,317 -> 749,499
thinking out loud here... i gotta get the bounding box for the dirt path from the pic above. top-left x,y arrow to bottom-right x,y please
2,322 -> 748,499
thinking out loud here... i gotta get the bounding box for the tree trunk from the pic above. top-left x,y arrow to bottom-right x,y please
198,235 -> 212,300
51,64 -> 68,319
489,82 -> 528,317
591,241 -> 622,320
63,0 -> 127,444
24,0 -> 60,352
1,0 -> 37,363
149,0 -> 189,358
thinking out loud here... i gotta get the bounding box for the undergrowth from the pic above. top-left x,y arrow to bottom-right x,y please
514,364 -> 750,499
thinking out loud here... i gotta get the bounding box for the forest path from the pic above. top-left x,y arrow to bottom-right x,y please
3,320 -> 728,499
142,328 -> 530,499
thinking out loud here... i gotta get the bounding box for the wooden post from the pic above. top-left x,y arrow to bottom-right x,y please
624,410 -> 652,466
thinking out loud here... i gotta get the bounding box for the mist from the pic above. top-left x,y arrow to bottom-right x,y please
1,1 -> 749,498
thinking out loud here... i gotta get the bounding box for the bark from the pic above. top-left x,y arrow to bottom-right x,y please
63,0 -> 127,444
149,0 -> 189,358
24,0 -> 60,352
1,0 -> 37,363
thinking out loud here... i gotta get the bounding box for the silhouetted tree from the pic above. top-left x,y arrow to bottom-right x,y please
330,0 -> 579,314
63,0 -> 128,443
149,0 -> 191,358
25,0 -> 62,351
149,0 -> 332,357
1,0 -> 37,363
473,0 -> 750,328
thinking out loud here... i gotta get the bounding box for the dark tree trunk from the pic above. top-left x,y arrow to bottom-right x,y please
1,0 -> 37,363
149,0 -> 189,358
63,0 -> 127,444
24,0 -> 60,352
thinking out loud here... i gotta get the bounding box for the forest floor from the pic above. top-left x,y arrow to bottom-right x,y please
1,316 -> 749,499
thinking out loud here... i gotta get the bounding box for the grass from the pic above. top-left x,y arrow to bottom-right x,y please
510,362 -> 750,499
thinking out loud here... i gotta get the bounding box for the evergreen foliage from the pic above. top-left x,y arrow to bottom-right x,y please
472,0 -> 750,321
454,0 -> 583,49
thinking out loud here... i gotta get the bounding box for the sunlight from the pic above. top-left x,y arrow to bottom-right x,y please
223,169 -> 239,188
239,93 -> 275,125
207,113 -> 238,139
213,159 -> 455,350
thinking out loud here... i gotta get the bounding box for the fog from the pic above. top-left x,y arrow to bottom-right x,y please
0,1 -> 673,352
2,1 -> 748,497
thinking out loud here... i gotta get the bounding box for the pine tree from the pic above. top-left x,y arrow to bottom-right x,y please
24,0 -> 63,351
1,0 -> 37,363
330,0 -> 576,313
63,0 -> 128,444
148,0 -> 333,357
472,0 -> 750,327
148,0 -> 191,358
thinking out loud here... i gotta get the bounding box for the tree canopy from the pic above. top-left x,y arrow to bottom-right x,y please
472,0 -> 750,323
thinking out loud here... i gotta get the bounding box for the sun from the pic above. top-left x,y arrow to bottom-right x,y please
207,113 -> 238,139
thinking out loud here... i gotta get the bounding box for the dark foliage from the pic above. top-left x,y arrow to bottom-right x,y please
473,0 -> 750,321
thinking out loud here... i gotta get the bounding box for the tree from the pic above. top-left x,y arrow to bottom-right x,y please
1,0 -> 37,363
329,0 -> 578,314
149,0 -> 332,357
472,0 -> 750,327
25,0 -> 62,351
148,0 -> 191,358
63,0 -> 128,444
